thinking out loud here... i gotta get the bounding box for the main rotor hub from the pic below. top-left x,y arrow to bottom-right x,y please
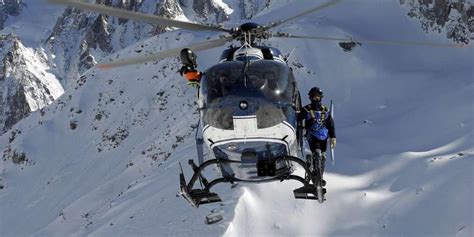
231,22 -> 270,44
239,22 -> 261,32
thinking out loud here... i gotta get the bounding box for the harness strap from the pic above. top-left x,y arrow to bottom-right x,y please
309,110 -> 316,119
305,105 -> 328,122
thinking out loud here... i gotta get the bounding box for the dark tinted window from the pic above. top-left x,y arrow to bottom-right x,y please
200,61 -> 297,130
201,61 -> 293,104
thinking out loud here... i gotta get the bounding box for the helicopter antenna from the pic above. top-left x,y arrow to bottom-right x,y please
285,48 -> 296,63
236,32 -> 253,51
241,31 -> 252,88
244,39 -> 249,87
249,31 -> 252,45
245,31 -> 249,46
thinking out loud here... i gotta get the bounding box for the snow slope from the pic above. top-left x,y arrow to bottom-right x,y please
0,0 -> 473,236
226,1 -> 474,236
1,0 -> 63,47
0,35 -> 64,133
0,1 -> 65,133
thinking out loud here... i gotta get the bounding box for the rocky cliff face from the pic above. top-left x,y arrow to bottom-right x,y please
241,0 -> 271,19
192,0 -> 229,23
154,0 -> 184,34
0,34 -> 64,133
400,0 -> 473,44
46,0 -> 239,88
0,0 -> 26,30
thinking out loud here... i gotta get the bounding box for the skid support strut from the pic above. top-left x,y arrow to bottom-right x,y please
179,159 -> 240,207
179,156 -> 326,207
274,156 -> 326,202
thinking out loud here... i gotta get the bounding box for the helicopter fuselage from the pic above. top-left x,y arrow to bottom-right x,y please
197,55 -> 307,181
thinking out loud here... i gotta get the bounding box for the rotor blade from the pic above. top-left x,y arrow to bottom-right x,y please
263,0 -> 342,30
47,0 -> 231,33
98,36 -> 234,69
274,34 -> 470,48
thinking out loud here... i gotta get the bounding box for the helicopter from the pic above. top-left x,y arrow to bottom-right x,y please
47,0 -> 464,208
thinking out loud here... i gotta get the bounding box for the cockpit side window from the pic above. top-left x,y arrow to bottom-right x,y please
247,61 -> 292,103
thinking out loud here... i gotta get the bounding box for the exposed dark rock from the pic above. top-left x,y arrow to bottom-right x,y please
2,146 -> 27,165
86,14 -> 113,53
241,0 -> 271,19
3,85 -> 30,131
193,0 -> 229,23
116,0 -> 142,24
70,121 -> 78,130
154,0 -> 183,34
78,38 -> 98,72
0,0 -> 26,30
339,41 -> 362,52
1,35 -> 31,132
0,34 -> 63,134
11,151 -> 26,164
46,0 -> 152,87
401,0 -> 473,44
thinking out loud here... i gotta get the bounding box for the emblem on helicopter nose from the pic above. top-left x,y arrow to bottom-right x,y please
239,101 -> 248,110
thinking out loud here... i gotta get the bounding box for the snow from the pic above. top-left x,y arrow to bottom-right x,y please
0,0 -> 473,237
214,0 -> 234,15
2,0 -> 64,47
18,43 -> 64,111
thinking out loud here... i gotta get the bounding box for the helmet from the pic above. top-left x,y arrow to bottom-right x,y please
308,87 -> 324,97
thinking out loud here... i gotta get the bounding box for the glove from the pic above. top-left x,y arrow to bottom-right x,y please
182,70 -> 201,87
330,138 -> 336,149
187,79 -> 200,87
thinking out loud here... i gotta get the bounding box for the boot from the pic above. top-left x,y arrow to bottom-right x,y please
305,154 -> 312,170
321,152 -> 326,174
312,150 -> 326,186
321,152 -> 327,186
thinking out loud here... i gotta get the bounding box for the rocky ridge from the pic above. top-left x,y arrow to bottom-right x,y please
0,0 -> 26,30
401,0 -> 473,44
0,33 -> 64,134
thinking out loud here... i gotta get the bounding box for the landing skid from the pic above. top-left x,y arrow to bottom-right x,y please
179,156 -> 326,207
293,185 -> 326,200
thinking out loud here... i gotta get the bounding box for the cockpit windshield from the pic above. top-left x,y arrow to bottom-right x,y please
201,61 -> 293,104
199,61 -> 297,130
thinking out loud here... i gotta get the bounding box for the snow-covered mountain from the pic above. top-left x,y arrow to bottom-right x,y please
0,0 -> 65,134
0,0 -> 473,236
46,0 -> 268,87
0,0 -> 268,135
400,0 -> 473,44
0,0 -> 26,31
0,33 -> 64,134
